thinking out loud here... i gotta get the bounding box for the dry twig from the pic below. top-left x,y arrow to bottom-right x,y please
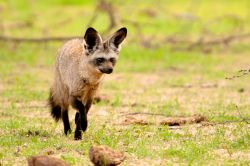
225,69 -> 250,80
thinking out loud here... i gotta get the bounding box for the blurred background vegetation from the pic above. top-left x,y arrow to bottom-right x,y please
1,0 -> 250,46
1,0 -> 250,72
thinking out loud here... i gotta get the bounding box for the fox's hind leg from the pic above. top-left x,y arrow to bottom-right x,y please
49,89 -> 71,135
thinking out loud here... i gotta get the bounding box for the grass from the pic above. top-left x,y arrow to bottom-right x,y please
0,0 -> 250,165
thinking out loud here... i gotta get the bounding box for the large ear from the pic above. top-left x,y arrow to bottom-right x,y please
106,27 -> 127,51
84,27 -> 102,54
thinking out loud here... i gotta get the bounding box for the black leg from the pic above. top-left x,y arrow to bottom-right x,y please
74,112 -> 82,140
80,110 -> 88,132
75,112 -> 79,124
74,99 -> 88,132
62,109 -> 71,135
72,99 -> 88,140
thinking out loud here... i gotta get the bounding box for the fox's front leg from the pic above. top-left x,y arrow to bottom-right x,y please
72,98 -> 87,140
74,112 -> 82,140
62,109 -> 71,135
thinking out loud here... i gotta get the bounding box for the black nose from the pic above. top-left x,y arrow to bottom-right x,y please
106,68 -> 113,74
100,68 -> 113,74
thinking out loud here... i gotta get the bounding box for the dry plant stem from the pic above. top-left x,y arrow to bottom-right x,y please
225,69 -> 250,80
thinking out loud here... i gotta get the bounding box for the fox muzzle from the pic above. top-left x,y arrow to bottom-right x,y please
99,68 -> 113,74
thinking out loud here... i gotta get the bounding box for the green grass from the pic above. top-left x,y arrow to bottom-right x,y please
0,0 -> 250,165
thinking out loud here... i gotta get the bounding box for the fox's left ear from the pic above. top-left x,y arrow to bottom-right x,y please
107,27 -> 127,51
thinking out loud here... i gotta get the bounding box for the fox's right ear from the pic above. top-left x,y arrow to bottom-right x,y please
84,27 -> 102,55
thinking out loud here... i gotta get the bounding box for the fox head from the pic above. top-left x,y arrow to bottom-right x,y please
83,27 -> 127,74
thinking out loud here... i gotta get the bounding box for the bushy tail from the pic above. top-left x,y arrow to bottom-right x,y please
48,89 -> 61,122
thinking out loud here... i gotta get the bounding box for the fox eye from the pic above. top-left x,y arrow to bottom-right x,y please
96,58 -> 105,64
109,58 -> 116,64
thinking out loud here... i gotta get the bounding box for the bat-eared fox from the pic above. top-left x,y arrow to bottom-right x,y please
49,27 -> 127,140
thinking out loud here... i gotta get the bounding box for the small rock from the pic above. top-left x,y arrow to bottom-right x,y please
89,145 -> 125,166
28,155 -> 70,166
